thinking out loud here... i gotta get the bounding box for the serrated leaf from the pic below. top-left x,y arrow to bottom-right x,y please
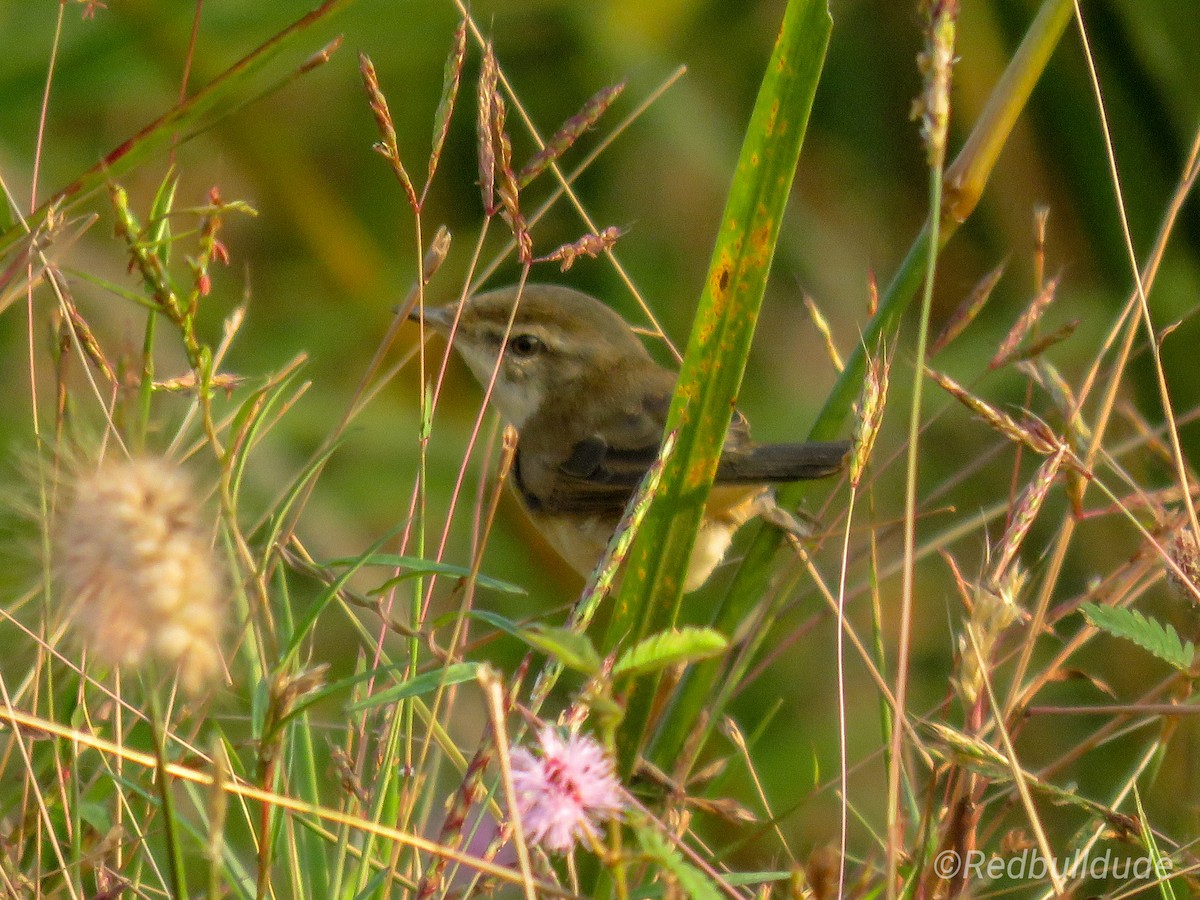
1080,603 -> 1195,672
346,662 -> 481,711
613,627 -> 728,678
518,625 -> 601,676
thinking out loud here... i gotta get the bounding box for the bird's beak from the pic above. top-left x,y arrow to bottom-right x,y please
406,302 -> 457,333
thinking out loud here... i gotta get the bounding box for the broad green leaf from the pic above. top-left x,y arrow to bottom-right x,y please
613,627 -> 728,678
608,0 -> 831,645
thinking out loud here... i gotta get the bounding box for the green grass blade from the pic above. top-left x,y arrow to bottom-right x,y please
605,0 -> 832,770
649,0 -> 1075,770
0,0 -> 355,258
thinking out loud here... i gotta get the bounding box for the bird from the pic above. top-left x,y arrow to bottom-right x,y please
409,283 -> 850,592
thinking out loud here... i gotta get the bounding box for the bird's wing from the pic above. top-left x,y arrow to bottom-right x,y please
516,438 -> 660,516
519,434 -> 850,516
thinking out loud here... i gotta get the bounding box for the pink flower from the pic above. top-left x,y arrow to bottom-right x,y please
509,728 -> 624,853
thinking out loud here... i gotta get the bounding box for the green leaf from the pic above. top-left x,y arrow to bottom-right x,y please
0,1 -> 354,258
613,627 -> 728,678
652,0 -> 1078,772
519,625 -> 602,676
346,662 -> 481,712
609,0 -> 831,642
608,0 -> 832,773
1080,603 -> 1195,672
467,612 -> 602,675
636,826 -> 723,900
331,552 -> 527,596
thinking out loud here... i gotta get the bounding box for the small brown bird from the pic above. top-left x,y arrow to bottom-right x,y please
411,284 -> 849,591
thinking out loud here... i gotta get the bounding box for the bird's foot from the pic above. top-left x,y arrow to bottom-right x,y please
757,491 -> 817,539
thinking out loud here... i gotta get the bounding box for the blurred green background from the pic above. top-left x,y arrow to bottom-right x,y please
2,0 -> 1199,869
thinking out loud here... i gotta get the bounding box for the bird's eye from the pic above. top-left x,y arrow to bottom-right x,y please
507,334 -> 545,357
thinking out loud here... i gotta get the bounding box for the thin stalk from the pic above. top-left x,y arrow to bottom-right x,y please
889,4 -> 956,892
148,683 -> 190,900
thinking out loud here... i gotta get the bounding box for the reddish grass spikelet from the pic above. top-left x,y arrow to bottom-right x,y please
989,275 -> 1060,370
299,35 -> 344,75
1166,526 -> 1200,607
57,457 -> 225,694
509,727 -> 624,854
930,258 -> 1006,357
998,319 -> 1080,368
534,226 -> 623,272
359,52 -> 417,208
189,186 -> 233,305
490,90 -> 533,263
477,43 -> 499,214
425,17 -> 467,198
416,741 -> 494,898
49,267 -> 115,383
926,366 -> 1060,456
517,81 -> 626,188
78,0 -> 107,20
991,445 -> 1065,581
421,224 -> 452,284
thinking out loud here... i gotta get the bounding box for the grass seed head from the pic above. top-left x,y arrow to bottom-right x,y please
57,456 -> 225,694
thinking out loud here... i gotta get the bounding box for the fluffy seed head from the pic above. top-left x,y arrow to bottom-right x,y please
56,457 -> 225,694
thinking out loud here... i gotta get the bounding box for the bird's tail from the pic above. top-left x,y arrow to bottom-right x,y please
716,440 -> 851,483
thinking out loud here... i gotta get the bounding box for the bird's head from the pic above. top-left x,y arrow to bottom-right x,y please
411,283 -> 655,428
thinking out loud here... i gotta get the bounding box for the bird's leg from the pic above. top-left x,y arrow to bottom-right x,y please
755,489 -> 817,539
